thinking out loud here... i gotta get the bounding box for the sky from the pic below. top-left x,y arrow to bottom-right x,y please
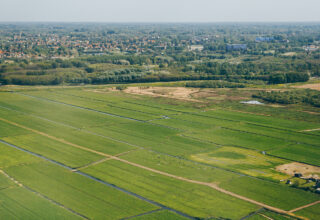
1,0 -> 320,23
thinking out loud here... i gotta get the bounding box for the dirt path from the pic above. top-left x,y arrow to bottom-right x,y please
74,157 -> 112,171
258,213 -> 274,220
289,200 -> 320,213
0,117 -> 309,218
301,128 -> 320,132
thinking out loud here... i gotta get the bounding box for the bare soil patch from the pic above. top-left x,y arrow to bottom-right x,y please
276,162 -> 320,180
124,87 -> 203,102
294,83 -> 320,91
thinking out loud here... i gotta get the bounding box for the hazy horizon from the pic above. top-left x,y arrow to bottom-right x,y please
2,0 -> 320,23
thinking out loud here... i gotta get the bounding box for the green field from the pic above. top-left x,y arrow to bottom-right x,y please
130,210 -> 189,220
295,203 -> 320,220
0,86 -> 319,219
82,159 -> 259,219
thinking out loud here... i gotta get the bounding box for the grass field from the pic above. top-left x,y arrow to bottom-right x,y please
130,210 -> 189,220
190,146 -> 289,180
4,160 -> 158,219
0,86 -> 319,219
82,159 -> 259,219
0,184 -> 82,220
295,203 -> 320,220
121,149 -> 319,211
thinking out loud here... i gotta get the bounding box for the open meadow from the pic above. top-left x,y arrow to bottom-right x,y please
0,84 -> 319,219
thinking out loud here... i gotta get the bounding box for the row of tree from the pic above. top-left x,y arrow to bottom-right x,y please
253,89 -> 320,107
185,81 -> 246,88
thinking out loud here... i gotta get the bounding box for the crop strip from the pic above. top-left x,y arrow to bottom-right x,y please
0,117 -> 301,217
0,140 -> 195,220
1,104 -> 315,192
0,169 -> 89,219
17,92 -> 182,131
120,208 -> 163,220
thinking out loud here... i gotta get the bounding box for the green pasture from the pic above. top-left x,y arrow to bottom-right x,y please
190,146 -> 289,180
295,203 -> 320,220
0,186 -> 81,220
4,161 -> 157,219
131,210 -> 189,220
83,160 -> 259,219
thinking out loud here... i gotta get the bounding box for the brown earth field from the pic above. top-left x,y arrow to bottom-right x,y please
276,162 -> 320,180
294,83 -> 320,91
124,86 -> 203,102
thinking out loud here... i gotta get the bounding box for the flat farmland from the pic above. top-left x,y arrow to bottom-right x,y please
0,86 -> 319,219
82,159 -> 259,219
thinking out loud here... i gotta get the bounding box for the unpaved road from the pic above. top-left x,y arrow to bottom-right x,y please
0,117 -> 315,218
289,200 -> 320,213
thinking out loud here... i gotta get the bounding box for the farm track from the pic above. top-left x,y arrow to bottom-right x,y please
0,139 -> 195,220
259,214 -> 274,220
74,157 -> 112,170
0,169 -> 89,219
0,117 -> 307,218
289,200 -> 320,213
301,128 -> 320,132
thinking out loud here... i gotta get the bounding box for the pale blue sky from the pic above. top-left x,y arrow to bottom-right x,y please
1,0 -> 320,22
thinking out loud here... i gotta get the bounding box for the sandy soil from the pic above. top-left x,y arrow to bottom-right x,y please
294,83 -> 320,91
124,87 -> 202,102
276,162 -> 320,180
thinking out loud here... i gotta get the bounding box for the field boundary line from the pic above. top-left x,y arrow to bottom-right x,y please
0,117 -> 311,218
114,149 -> 141,157
0,169 -> 89,219
289,200 -> 320,213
